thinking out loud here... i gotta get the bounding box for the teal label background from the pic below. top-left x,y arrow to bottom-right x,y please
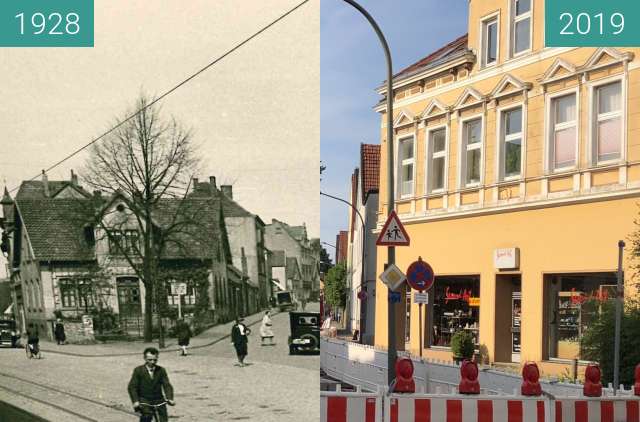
0,0 -> 93,47
546,0 -> 640,47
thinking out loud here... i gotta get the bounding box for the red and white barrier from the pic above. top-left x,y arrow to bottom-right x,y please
554,397 -> 640,422
321,390 -> 383,422
386,394 -> 549,422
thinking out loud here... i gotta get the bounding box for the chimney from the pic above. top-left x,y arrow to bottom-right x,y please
209,176 -> 217,189
192,177 -> 199,192
70,169 -> 78,186
220,185 -> 233,199
42,170 -> 49,197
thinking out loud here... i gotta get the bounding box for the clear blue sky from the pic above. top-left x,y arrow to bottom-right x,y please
320,0 -> 468,262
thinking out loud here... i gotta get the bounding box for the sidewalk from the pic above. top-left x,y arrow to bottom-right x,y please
39,310 -> 271,357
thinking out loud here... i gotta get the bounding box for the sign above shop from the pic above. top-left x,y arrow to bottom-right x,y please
414,292 -> 428,304
379,264 -> 406,291
494,247 -> 520,269
406,257 -> 435,292
376,210 -> 410,246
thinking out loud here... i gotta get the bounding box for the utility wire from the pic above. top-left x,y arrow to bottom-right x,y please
10,0 -> 310,193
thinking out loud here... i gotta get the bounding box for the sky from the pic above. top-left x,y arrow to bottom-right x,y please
0,0 -> 319,277
320,0 -> 469,262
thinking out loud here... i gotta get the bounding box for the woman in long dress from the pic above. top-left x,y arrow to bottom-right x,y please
259,310 -> 274,346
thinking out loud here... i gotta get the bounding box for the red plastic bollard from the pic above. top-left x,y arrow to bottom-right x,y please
459,360 -> 480,394
583,364 -> 602,397
634,363 -> 640,396
394,357 -> 415,393
521,362 -> 542,396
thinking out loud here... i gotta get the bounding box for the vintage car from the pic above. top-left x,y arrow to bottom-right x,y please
288,311 -> 320,355
275,291 -> 297,312
0,319 -> 19,348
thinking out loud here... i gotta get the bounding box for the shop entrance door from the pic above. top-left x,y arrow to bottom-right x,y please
494,274 -> 521,363
511,291 -> 521,363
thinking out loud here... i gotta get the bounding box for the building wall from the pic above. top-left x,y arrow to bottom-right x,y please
225,216 -> 259,288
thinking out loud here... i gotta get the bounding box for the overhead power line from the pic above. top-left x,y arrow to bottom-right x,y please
10,0 -> 310,193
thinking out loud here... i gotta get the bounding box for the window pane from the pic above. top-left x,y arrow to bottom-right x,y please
516,0 -> 530,15
514,18 -> 531,53
401,163 -> 413,195
487,21 -> 497,63
598,117 -> 621,161
432,129 -> 446,153
555,94 -> 576,124
554,127 -> 576,168
466,149 -> 481,184
505,108 -> 522,135
401,139 -> 413,159
505,139 -> 522,176
466,119 -> 482,145
431,156 -> 445,190
598,82 -> 621,114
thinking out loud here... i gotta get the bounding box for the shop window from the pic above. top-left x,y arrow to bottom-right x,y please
593,81 -> 622,164
545,273 -> 617,360
548,92 -> 577,171
431,276 -> 480,348
427,127 -> 447,193
397,136 -> 415,197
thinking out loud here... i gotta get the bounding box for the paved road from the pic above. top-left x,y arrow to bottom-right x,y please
0,307 -> 319,422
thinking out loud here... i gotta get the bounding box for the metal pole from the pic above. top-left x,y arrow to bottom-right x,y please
613,240 -> 625,395
419,302 -> 423,358
340,0 -> 395,388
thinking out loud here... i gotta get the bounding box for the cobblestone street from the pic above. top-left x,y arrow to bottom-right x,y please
0,307 -> 319,421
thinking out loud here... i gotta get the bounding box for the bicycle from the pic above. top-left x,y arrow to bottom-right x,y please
137,401 -> 169,422
25,343 -> 42,359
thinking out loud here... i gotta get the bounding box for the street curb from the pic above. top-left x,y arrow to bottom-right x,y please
38,310 -> 281,358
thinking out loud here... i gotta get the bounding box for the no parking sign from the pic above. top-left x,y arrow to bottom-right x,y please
406,257 -> 434,292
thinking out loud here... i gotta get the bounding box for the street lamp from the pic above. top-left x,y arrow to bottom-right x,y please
339,0 -> 397,387
321,191 -> 367,343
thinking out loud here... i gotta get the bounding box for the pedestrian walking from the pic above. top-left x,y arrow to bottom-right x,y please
176,319 -> 192,356
128,347 -> 175,422
259,310 -> 274,346
230,318 -> 251,366
54,319 -> 66,345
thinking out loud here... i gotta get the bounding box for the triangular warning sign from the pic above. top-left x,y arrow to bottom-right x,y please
376,210 -> 410,246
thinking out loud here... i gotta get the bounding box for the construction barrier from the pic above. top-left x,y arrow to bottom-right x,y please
386,394 -> 549,422
554,397 -> 640,422
321,388 -> 383,422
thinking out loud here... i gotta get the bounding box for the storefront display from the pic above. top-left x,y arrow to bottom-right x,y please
431,276 -> 480,348
512,292 -> 521,362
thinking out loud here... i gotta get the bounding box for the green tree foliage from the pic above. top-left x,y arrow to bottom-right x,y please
581,299 -> 640,386
324,262 -> 347,309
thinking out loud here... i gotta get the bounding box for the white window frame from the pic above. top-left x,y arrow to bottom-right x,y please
396,134 -> 416,199
496,104 -> 526,181
458,114 -> 485,188
545,87 -> 579,173
479,12 -> 500,68
426,124 -> 449,194
509,0 -> 533,58
588,76 -> 626,166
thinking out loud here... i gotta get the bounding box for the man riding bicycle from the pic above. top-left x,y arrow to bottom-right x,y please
128,347 -> 175,422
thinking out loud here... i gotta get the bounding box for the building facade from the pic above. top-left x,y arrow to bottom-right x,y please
374,0 -> 640,376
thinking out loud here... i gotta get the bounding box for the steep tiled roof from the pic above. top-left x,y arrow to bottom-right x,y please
360,144 -> 380,203
393,34 -> 469,82
16,199 -> 95,261
220,195 -> 252,218
16,180 -> 90,199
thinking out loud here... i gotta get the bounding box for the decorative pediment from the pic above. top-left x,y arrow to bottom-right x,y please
539,58 -> 577,84
582,47 -> 634,70
453,87 -> 485,110
420,98 -> 448,119
489,74 -> 532,99
393,109 -> 415,128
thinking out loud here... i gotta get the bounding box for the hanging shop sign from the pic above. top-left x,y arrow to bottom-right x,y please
494,247 -> 520,270
406,257 -> 435,292
376,210 -> 410,246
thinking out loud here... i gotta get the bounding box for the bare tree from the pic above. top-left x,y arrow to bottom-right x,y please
82,95 -> 204,344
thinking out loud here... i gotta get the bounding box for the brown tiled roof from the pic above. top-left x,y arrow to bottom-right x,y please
393,34 -> 469,81
16,180 -> 91,199
360,144 -> 380,203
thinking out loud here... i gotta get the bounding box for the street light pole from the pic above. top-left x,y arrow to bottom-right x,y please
613,240 -> 625,395
321,191 -> 367,343
339,0 -> 396,387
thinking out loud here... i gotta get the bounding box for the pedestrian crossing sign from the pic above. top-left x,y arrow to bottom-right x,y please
376,210 -> 410,246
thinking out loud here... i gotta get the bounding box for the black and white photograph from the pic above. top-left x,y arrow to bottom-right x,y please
0,1 -> 319,421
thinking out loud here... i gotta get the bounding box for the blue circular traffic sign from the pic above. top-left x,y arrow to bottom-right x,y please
406,258 -> 434,291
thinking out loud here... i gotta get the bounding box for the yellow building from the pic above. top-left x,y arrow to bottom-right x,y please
373,0 -> 640,377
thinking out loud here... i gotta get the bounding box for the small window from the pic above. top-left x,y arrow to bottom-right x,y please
462,118 -> 483,186
398,136 -> 415,197
59,280 -> 77,308
595,81 -> 622,163
108,230 -> 139,254
482,16 -> 498,67
501,107 -> 523,179
428,128 -> 447,193
549,93 -> 578,170
511,0 -> 531,56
